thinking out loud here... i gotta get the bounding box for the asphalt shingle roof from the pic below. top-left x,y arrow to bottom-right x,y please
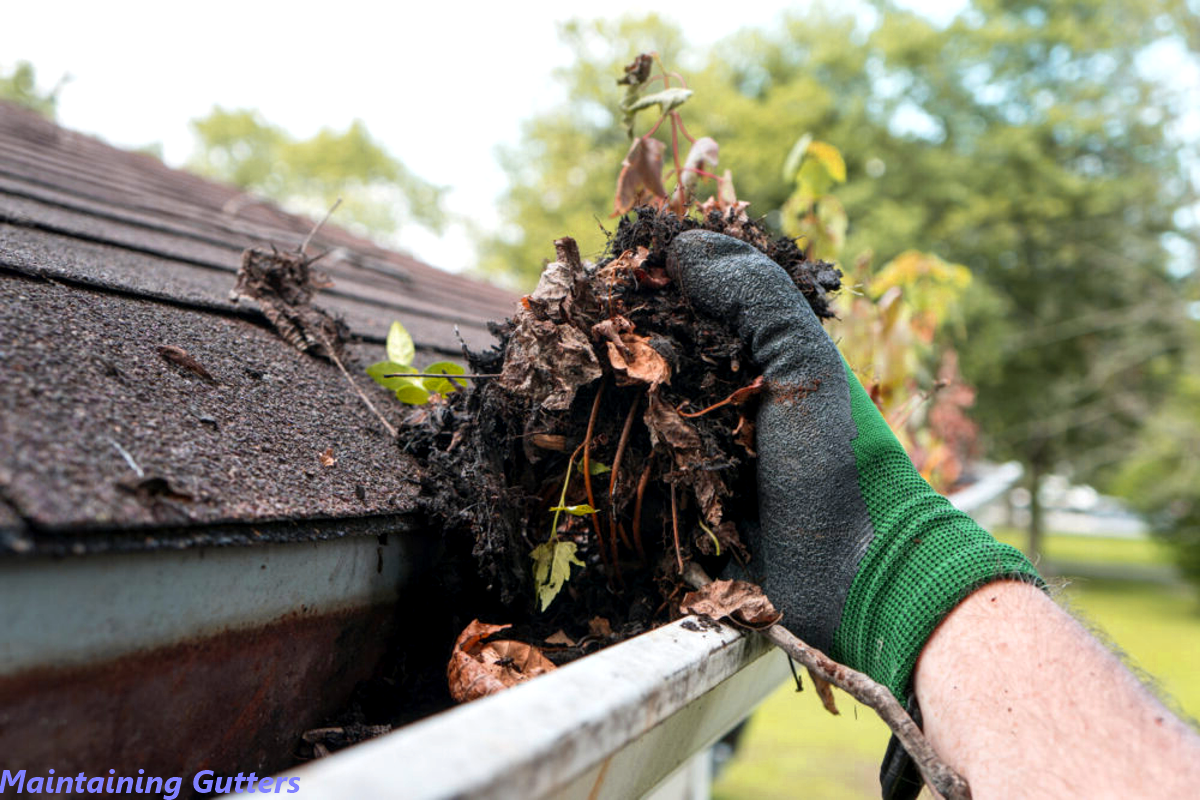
0,102 -> 517,555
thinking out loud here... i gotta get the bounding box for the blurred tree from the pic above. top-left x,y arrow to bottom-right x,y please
480,2 -> 1199,559
0,61 -> 67,118
479,14 -> 690,281
188,106 -> 446,239
1113,318 -> 1200,592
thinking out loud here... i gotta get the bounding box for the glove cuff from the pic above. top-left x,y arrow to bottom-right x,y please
831,363 -> 1043,701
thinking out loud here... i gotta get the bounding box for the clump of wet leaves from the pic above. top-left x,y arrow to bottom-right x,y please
408,205 -> 840,651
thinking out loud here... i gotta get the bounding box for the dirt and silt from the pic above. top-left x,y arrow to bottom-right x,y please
298,206 -> 842,757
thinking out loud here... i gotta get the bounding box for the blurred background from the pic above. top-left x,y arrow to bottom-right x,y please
4,1 -> 1199,796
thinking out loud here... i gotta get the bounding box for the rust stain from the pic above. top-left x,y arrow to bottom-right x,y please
586,755 -> 614,800
0,604 -> 396,798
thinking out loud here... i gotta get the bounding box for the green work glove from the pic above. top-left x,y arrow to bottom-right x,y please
667,230 -> 1041,703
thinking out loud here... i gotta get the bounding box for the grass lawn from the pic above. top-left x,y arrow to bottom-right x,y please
712,532 -> 1200,800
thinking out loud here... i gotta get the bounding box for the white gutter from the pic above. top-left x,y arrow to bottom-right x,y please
283,617 -> 790,799
279,463 -> 1024,800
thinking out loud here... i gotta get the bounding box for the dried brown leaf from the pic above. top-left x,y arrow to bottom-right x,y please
644,389 -> 727,526
606,334 -> 670,387
318,447 -> 337,467
733,415 -> 757,457
591,316 -> 635,354
499,317 -> 601,412
588,616 -> 615,640
529,433 -> 570,452
614,137 -> 667,216
544,629 -> 576,647
593,316 -> 670,387
680,579 -> 782,629
447,619 -> 557,704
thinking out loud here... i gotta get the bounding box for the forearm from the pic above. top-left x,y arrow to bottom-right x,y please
913,580 -> 1200,798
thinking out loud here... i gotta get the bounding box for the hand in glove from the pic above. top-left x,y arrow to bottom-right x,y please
668,230 -> 1041,797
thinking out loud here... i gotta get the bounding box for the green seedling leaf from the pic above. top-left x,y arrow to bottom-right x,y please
574,458 -> 611,476
550,504 -> 597,516
394,383 -> 432,405
366,361 -> 415,391
530,540 -> 586,611
421,360 -> 466,395
386,321 -> 415,367
624,87 -> 693,116
782,133 -> 813,182
806,140 -> 846,184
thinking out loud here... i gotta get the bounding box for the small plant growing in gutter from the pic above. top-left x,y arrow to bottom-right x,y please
365,321 -> 467,404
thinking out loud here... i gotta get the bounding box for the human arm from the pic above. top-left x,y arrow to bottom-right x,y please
915,579 -> 1200,798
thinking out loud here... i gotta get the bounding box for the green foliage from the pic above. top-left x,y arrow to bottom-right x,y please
188,107 -> 445,239
530,540 -> 586,612
365,321 -> 465,405
1112,330 -> 1200,591
481,4 -> 1200,564
0,61 -> 66,118
385,321 -> 416,367
781,135 -> 849,261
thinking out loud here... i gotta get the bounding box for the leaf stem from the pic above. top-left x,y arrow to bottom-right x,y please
583,380 -> 613,577
669,115 -> 684,216
670,482 -> 684,574
550,442 -> 587,544
673,111 -> 697,144
632,462 -> 651,563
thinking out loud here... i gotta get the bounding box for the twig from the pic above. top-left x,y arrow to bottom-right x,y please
582,380 -> 612,577
382,372 -> 501,380
808,668 -> 839,715
300,198 -> 342,256
608,397 -> 642,560
322,335 -> 397,439
632,463 -> 651,562
682,564 -> 971,800
677,375 -> 765,418
106,437 -> 144,478
609,397 -> 641,497
669,482 -> 683,574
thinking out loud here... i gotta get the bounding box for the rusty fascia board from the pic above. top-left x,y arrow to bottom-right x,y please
281,617 -> 790,799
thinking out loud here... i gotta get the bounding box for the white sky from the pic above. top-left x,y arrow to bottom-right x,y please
0,0 -> 1044,276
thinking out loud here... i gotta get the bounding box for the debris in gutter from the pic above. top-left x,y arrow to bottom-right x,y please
447,619 -> 557,703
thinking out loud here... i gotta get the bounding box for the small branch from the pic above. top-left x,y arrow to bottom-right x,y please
323,335 -> 397,439
807,668 -> 839,715
300,198 -> 342,256
632,463 -> 651,563
669,115 -> 684,216
608,397 -> 641,562
609,396 -> 641,497
669,482 -> 683,574
682,564 -> 971,800
106,437 -> 144,479
674,112 -> 697,145
383,372 -> 500,380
